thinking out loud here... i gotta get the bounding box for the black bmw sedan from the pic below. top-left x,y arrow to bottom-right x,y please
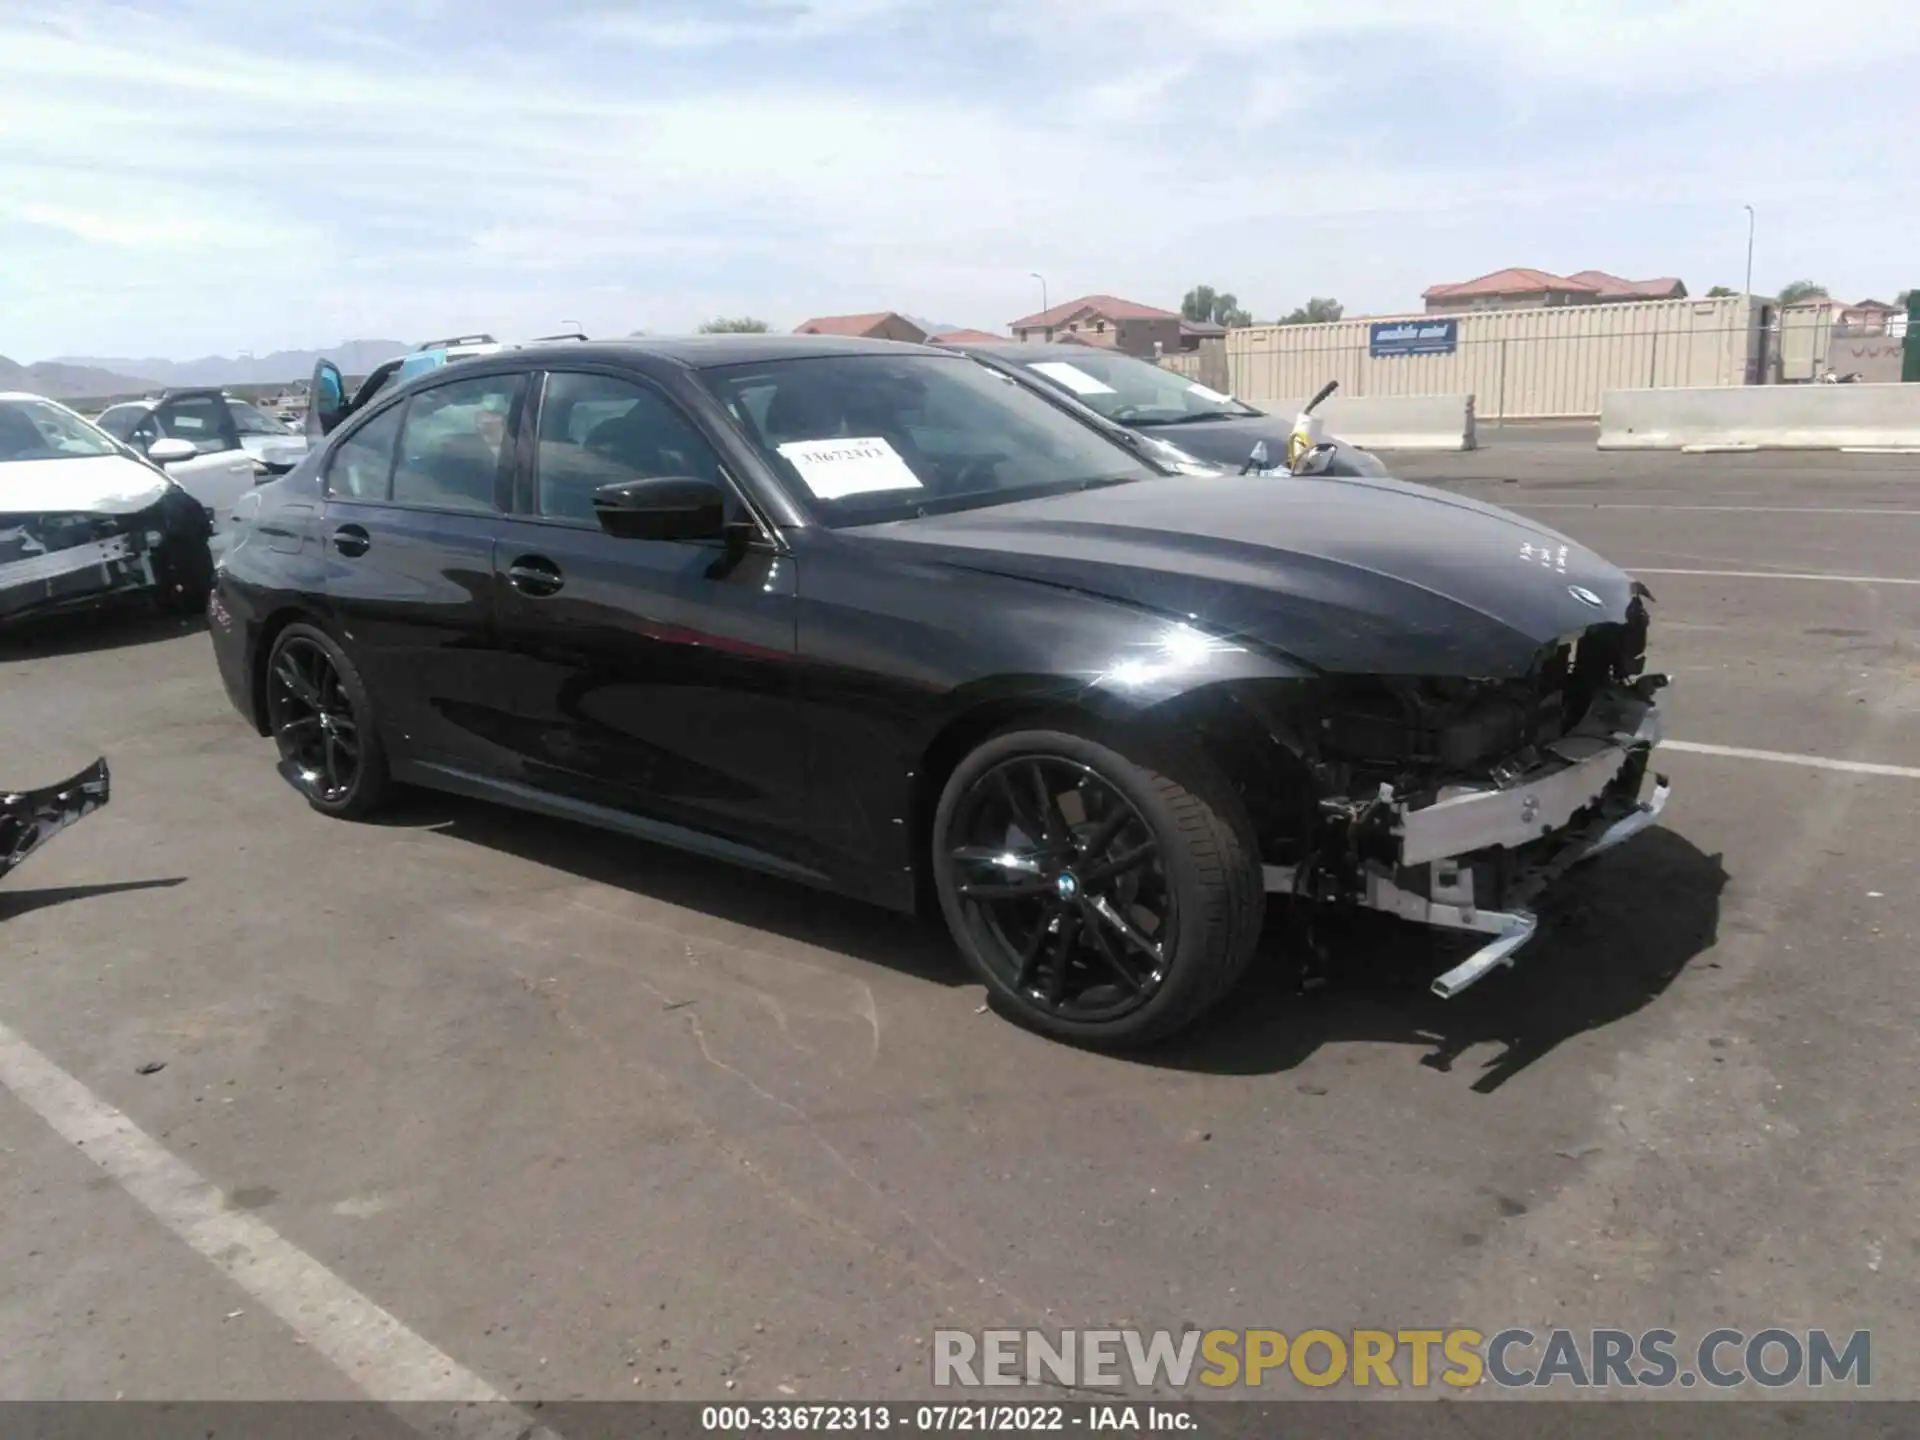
209,335 -> 1671,1047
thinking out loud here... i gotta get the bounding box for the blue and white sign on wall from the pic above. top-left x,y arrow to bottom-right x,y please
1370,319 -> 1458,358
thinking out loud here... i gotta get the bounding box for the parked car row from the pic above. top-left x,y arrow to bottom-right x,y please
203,333 -> 1672,1047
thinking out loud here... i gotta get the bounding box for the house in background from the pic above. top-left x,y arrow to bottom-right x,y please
1008,295 -> 1184,357
792,312 -> 928,342
1423,267 -> 1687,314
929,329 -> 1009,345
1836,298 -> 1901,332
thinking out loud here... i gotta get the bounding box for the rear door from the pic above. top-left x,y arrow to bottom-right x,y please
318,367 -> 528,773
486,366 -> 807,866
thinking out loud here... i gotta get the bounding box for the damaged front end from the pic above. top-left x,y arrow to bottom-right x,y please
1,488 -> 212,625
1248,589 -> 1671,997
2,759 -> 111,884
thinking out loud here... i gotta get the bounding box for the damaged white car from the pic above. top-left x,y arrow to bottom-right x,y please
1,393 -> 215,625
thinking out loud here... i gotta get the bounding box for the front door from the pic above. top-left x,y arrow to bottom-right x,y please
142,394 -> 258,529
317,369 -> 526,773
488,368 -> 808,871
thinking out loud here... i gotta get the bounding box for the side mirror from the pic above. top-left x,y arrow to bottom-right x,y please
147,437 -> 198,465
593,475 -> 728,542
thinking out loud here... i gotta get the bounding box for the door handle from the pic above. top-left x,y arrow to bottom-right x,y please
506,555 -> 564,597
331,524 -> 371,557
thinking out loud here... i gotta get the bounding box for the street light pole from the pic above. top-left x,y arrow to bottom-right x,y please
1029,273 -> 1048,314
1743,205 -> 1755,297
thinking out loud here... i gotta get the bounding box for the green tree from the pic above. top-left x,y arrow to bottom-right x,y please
1181,285 -> 1253,328
1706,285 -> 1738,298
1279,297 -> 1345,325
697,316 -> 771,333
1897,289 -> 1913,308
1776,280 -> 1829,305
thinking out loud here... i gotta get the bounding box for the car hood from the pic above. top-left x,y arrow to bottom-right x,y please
863,473 -> 1637,677
0,454 -> 171,517
1125,413 -> 1291,469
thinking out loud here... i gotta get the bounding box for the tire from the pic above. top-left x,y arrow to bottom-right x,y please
263,622 -> 390,820
931,722 -> 1265,1048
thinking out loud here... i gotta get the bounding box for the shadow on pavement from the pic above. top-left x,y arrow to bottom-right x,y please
1143,826 -> 1728,1090
365,787 -> 1723,1082
375,788 -> 968,990
0,607 -> 208,660
0,876 -> 188,921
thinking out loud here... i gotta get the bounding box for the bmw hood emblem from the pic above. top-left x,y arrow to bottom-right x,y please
1055,872 -> 1079,900
1568,585 -> 1604,608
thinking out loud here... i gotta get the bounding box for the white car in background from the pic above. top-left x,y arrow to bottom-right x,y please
1,392 -> 215,624
94,389 -> 307,533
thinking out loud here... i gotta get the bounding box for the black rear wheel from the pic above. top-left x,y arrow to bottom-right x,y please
932,725 -> 1264,1047
264,623 -> 389,819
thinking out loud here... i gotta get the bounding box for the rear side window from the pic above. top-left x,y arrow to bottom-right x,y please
390,373 -> 520,513
326,404 -> 403,500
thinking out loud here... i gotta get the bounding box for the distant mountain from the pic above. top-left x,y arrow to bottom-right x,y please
46,339 -> 411,389
0,355 -> 158,401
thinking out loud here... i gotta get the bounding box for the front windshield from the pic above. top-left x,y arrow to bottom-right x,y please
1017,350 -> 1259,425
699,353 -> 1161,525
0,398 -> 123,462
228,399 -> 293,436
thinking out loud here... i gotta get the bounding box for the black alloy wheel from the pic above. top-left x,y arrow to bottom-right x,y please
933,726 -> 1264,1047
264,623 -> 388,818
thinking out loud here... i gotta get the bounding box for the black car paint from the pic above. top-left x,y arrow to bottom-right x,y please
210,337 -> 1639,913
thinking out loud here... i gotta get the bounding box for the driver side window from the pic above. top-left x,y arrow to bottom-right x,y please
533,372 -> 724,524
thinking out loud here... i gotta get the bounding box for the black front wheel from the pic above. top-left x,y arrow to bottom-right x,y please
263,622 -> 389,819
932,725 -> 1264,1047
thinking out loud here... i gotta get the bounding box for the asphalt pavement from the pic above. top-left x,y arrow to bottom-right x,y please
2,431 -> 1916,1415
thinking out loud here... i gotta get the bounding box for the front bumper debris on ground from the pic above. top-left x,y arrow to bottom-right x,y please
1265,684 -> 1670,998
1,758 -> 112,883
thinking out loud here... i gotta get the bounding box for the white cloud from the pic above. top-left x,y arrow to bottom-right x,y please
2,0 -> 1917,359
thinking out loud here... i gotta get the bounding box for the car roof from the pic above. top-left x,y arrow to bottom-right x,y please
501,334 -> 953,370
1,390 -> 61,403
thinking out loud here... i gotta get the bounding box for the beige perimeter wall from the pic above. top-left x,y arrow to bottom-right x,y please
1223,295 -> 1763,420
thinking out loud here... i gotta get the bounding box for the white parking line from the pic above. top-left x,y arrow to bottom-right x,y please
1512,504 -> 1920,517
1663,740 -> 1920,779
0,1015 -> 555,1439
1632,567 -> 1920,586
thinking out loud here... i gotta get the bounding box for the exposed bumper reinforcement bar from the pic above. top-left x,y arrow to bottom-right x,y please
1262,773 -> 1674,1000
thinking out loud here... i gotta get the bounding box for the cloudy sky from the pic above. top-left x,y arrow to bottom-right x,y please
2,0 -> 1915,361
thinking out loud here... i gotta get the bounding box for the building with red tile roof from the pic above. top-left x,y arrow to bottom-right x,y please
1006,294 -> 1183,357
1423,267 -> 1688,313
792,312 -> 928,342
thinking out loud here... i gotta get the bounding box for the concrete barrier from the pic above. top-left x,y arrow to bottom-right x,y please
1260,394 -> 1477,452
1599,383 -> 1920,450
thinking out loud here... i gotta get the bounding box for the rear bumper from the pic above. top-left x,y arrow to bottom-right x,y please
1265,684 -> 1671,997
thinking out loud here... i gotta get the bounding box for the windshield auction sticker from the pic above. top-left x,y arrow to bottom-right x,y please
1028,362 -> 1117,396
776,436 -> 924,499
